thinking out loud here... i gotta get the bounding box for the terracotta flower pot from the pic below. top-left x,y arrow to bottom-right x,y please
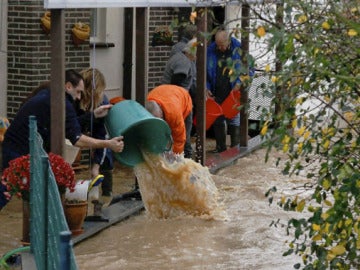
64,201 -> 88,236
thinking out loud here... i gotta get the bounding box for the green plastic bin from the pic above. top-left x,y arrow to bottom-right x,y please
105,100 -> 172,167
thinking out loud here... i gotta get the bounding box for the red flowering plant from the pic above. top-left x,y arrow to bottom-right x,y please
1,153 -> 76,202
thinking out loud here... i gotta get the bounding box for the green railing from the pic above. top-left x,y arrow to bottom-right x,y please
29,116 -> 78,270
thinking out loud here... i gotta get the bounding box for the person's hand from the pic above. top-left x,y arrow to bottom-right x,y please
108,136 -> 124,153
94,104 -> 113,118
206,90 -> 214,99
232,83 -> 241,92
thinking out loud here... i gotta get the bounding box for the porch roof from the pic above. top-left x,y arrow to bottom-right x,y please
44,0 -> 260,8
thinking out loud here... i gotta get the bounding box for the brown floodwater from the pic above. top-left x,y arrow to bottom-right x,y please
0,147 -> 309,269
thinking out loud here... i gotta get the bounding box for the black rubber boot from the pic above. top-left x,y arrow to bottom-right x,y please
100,169 -> 113,197
212,117 -> 227,153
229,125 -> 240,147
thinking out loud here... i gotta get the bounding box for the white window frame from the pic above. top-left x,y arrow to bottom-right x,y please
90,8 -> 107,43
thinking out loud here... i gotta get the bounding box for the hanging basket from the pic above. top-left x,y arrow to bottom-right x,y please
151,26 -> 174,47
71,22 -> 90,46
40,11 -> 51,35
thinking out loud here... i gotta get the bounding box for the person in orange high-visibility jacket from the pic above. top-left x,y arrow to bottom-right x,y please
145,84 -> 193,158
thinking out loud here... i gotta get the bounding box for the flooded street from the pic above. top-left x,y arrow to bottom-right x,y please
0,147 -> 309,269
75,148 -> 308,269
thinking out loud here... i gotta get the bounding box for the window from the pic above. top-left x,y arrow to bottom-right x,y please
90,8 -> 107,43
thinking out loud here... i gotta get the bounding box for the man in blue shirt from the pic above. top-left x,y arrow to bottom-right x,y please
206,28 -> 254,153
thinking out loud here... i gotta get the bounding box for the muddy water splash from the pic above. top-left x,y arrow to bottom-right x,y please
134,152 -> 225,219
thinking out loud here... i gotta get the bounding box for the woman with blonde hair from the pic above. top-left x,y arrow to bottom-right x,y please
76,68 -> 114,197
79,68 -> 106,111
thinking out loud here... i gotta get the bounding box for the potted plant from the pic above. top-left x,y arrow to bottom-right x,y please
1,153 -> 76,243
151,25 -> 174,46
62,198 -> 88,236
62,174 -> 104,236
2,152 -> 76,201
63,180 -> 91,236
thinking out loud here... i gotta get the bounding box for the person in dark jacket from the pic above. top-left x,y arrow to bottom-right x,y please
0,69 -> 124,210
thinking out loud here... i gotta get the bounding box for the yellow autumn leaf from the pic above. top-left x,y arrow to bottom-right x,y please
303,130 -> 310,140
271,76 -> 278,83
356,238 -> 360,249
296,199 -> 306,212
240,74 -> 250,81
323,95 -> 331,102
312,224 -> 321,231
291,119 -> 297,128
323,223 -> 330,233
344,219 -> 352,227
260,124 -> 268,136
344,111 -> 354,122
257,26 -> 266,37
356,179 -> 360,188
282,135 -> 290,144
283,144 -> 289,153
312,234 -> 322,241
189,11 -> 197,24
321,212 -> 329,220
295,97 -> 304,105
338,220 -> 343,228
297,14 -> 307,23
324,200 -> 332,206
322,21 -> 330,30
340,229 -> 347,239
294,77 -> 303,86
323,139 -> 330,150
297,142 -> 303,154
327,252 -> 336,261
322,178 -> 331,190
265,64 -> 270,72
348,29 -> 358,36
330,245 -> 346,255
296,126 -> 306,136
280,196 -> 286,205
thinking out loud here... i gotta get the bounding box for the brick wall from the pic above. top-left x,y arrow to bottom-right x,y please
7,0 -> 90,120
148,7 -> 179,91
